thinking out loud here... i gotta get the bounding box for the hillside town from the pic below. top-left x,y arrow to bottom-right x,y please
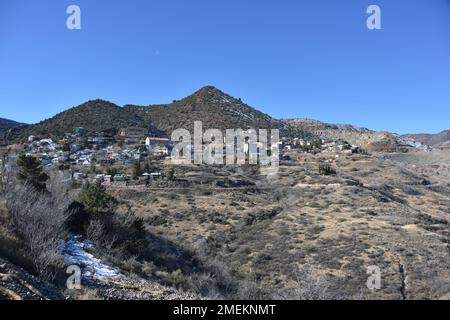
1,91 -> 449,302
0,123 -> 378,189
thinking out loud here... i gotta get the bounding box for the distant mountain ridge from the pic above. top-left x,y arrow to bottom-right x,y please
285,118 -> 432,152
401,131 -> 450,149
124,86 -> 304,138
3,99 -> 161,143
2,87 -> 446,149
0,117 -> 23,132
3,86 -> 309,143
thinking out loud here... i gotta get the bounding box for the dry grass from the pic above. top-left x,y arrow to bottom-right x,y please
107,151 -> 450,299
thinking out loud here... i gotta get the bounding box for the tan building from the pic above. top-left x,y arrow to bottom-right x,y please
118,127 -> 148,138
118,127 -> 148,144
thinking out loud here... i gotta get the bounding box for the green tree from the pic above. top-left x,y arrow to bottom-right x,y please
79,136 -> 90,150
319,164 -> 336,176
132,161 -> 142,180
106,167 -> 118,176
137,145 -> 147,153
167,168 -> 175,180
16,154 -> 49,192
62,142 -> 71,152
143,161 -> 151,173
78,182 -> 118,215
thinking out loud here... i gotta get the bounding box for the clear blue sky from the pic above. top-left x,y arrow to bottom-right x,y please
1,0 -> 449,134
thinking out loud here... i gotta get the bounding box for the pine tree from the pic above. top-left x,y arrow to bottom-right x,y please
144,161 -> 151,173
78,182 -> 118,215
62,142 -> 71,152
132,161 -> 142,180
16,154 -> 49,192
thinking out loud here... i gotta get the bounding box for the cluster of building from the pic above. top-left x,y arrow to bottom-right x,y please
23,127 -> 172,168
0,125 -> 365,187
7,127 -> 171,184
23,130 -> 352,169
280,136 -> 361,156
320,139 -> 359,154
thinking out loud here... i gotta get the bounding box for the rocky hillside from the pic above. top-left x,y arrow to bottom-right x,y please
0,256 -> 196,300
3,87 -> 310,143
125,86 -> 307,138
0,118 -> 23,132
0,258 -> 63,300
116,150 -> 450,300
3,100 -> 160,143
285,119 -> 427,152
402,131 -> 450,150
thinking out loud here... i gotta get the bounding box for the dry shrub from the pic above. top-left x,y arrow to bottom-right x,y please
2,171 -> 73,281
274,264 -> 333,300
155,269 -> 187,289
85,218 -> 105,245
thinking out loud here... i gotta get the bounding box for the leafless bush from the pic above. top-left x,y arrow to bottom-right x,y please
86,218 -> 118,251
274,264 -> 332,300
189,239 -> 241,298
188,257 -> 238,299
400,184 -> 421,196
86,219 -> 105,244
235,277 -> 269,300
188,272 -> 222,299
2,171 -> 73,281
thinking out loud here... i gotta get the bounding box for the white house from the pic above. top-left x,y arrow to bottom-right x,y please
145,137 -> 170,156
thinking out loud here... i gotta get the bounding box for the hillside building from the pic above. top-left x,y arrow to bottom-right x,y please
118,127 -> 148,144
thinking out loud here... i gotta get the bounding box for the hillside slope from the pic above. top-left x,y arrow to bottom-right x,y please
0,257 -> 63,300
0,118 -> 23,133
285,118 -> 424,152
125,86 -> 307,138
4,87 -> 310,143
4,100 -> 159,143
402,131 -> 450,149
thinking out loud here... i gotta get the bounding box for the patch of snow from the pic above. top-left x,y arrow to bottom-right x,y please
61,236 -> 122,280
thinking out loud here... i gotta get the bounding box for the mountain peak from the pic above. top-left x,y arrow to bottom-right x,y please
187,86 -> 244,108
191,86 -> 227,101
3,87 -> 309,143
195,85 -> 222,94
77,99 -> 119,108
